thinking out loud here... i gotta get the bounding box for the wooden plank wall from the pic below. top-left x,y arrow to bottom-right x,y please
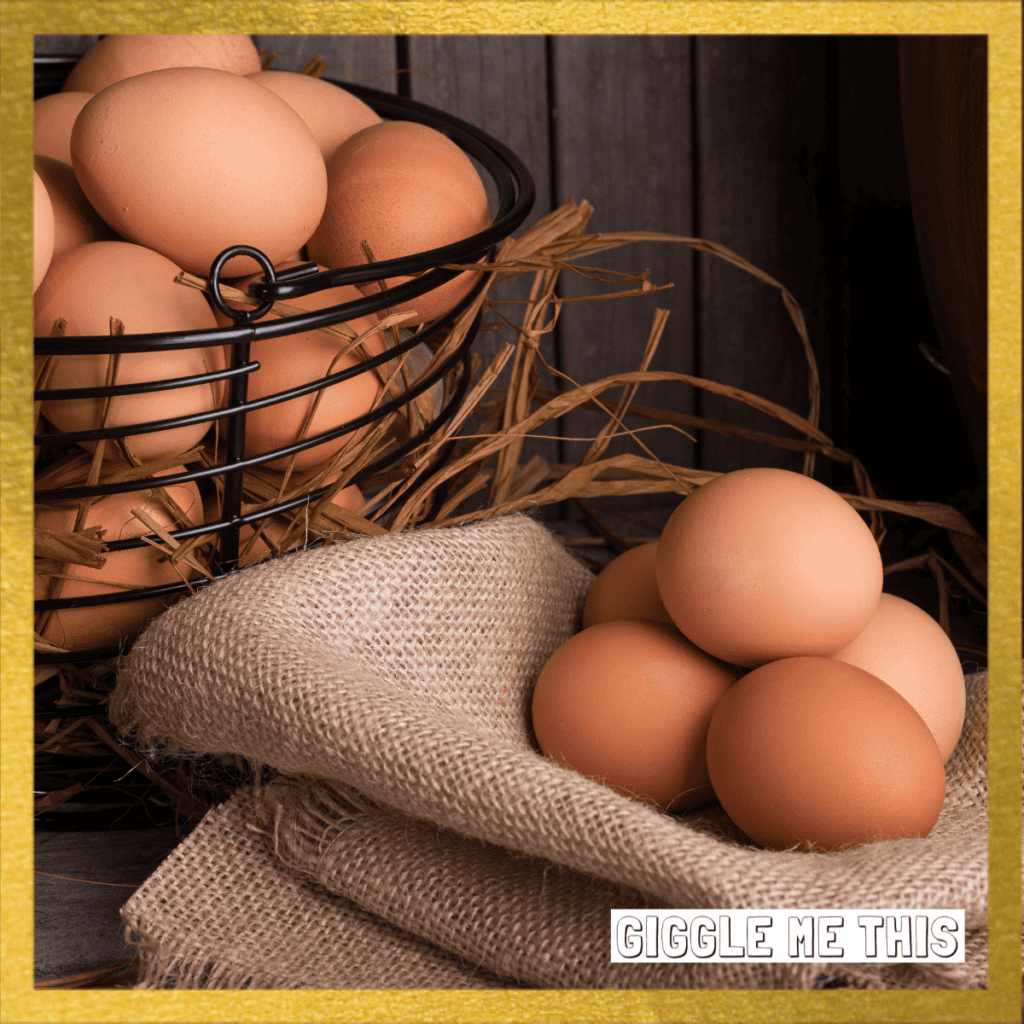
33,34 -> 985,538
255,33 -> 841,534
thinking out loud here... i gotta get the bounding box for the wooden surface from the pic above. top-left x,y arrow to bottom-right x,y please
899,35 -> 988,482
34,826 -> 181,982
31,33 -> 989,986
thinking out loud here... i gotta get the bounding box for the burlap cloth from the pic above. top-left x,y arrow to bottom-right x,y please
110,513 -> 988,990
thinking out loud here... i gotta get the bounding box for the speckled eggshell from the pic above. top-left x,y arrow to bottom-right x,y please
530,619 -> 737,812
246,70 -> 381,163
70,67 -> 327,277
34,91 -> 93,165
705,656 -> 946,851
582,541 -> 674,629
62,33 -> 262,93
656,467 -> 884,667
34,155 -> 118,261
216,260 -> 386,471
35,464 -> 203,651
832,593 -> 966,763
307,121 -> 490,325
34,170 -> 55,292
34,240 -> 225,462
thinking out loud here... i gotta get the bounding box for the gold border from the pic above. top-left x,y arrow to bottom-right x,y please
2,3 -> 1020,1022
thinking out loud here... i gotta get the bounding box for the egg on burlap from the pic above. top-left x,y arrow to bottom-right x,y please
531,619 -> 738,812
832,593 -> 966,763
705,656 -> 946,851
582,541 -> 674,629
656,467 -> 883,667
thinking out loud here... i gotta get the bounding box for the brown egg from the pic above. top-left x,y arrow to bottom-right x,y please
247,70 -> 381,163
706,656 -> 946,851
217,261 -> 386,471
34,170 -> 55,292
656,468 -> 883,667
832,593 -> 966,763
531,619 -> 737,811
34,155 -> 117,261
34,91 -> 93,165
71,67 -> 327,277
307,121 -> 490,325
34,240 -> 225,462
62,33 -> 262,93
582,541 -> 674,629
233,481 -> 365,567
35,465 -> 202,651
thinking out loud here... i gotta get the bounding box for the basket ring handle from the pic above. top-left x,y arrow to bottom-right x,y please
206,245 -> 277,324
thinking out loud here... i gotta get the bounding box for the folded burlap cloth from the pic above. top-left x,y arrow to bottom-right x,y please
110,513 -> 988,990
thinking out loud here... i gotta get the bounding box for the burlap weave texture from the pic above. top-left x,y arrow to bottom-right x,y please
111,513 -> 988,989
120,790 -> 523,990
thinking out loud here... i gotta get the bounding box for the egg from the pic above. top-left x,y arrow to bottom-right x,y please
656,467 -> 883,667
34,240 -> 226,462
246,70 -> 381,163
307,121 -> 491,325
581,541 -> 674,629
62,33 -> 262,94
217,261 -> 386,471
705,656 -> 946,851
70,66 -> 327,277
832,593 -> 966,763
530,619 -> 738,811
34,155 -> 118,261
35,463 -> 203,651
34,169 -> 55,292
234,481 -> 365,567
34,90 -> 93,165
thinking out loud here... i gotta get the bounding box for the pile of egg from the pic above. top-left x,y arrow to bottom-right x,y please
530,467 -> 966,852
33,34 -> 491,652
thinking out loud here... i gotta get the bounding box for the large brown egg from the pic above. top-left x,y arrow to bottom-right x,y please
582,541 -> 673,629
62,33 -> 262,93
34,91 -> 93,165
531,619 -> 737,811
833,593 -> 966,763
35,465 -> 203,651
34,155 -> 117,261
34,240 -> 225,462
656,468 -> 883,667
70,67 -> 327,277
307,121 -> 490,325
34,170 -> 55,292
217,261 -> 386,471
705,656 -> 946,851
247,70 -> 381,163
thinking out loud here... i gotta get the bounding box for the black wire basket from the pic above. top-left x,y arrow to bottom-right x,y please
33,55 -> 536,667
